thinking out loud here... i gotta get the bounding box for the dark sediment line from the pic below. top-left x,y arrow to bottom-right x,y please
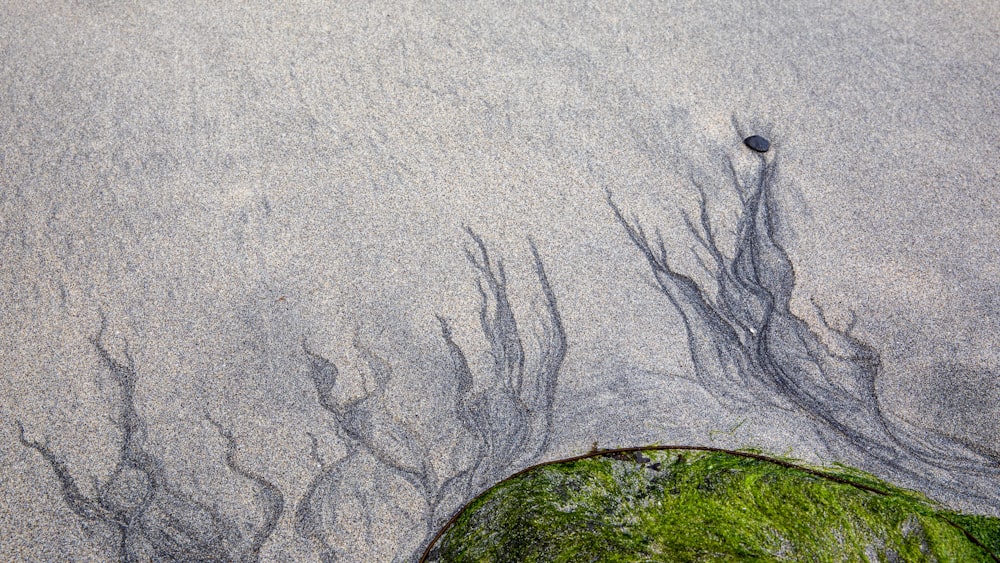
296,229 -> 566,561
608,148 -> 1000,508
17,315 -> 284,562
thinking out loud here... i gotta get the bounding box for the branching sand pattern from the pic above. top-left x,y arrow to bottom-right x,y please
295,230 -> 565,561
609,149 -> 1000,507
14,156 -> 997,561
17,317 -> 284,562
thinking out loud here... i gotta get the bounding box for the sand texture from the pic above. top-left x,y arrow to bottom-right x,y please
2,2 -> 998,561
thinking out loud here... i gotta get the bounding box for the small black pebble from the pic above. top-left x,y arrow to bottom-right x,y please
744,135 -> 770,153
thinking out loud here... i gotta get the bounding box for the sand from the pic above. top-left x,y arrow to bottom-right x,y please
2,2 -> 998,560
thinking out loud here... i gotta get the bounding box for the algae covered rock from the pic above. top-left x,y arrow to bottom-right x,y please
424,448 -> 1000,562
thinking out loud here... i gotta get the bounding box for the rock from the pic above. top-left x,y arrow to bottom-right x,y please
425,449 -> 1000,562
744,135 -> 770,152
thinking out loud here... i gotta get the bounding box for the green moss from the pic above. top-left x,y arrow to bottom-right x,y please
943,513 -> 1000,556
427,449 -> 1000,562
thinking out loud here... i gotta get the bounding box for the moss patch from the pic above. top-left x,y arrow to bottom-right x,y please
425,448 -> 1000,562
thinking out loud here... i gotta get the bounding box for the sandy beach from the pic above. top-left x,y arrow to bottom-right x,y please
2,2 -> 998,560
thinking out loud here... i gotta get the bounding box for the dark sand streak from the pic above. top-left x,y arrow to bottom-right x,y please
296,230 -> 566,561
608,146 -> 1000,507
17,316 -> 285,562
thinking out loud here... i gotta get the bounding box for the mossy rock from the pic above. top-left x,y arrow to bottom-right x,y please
424,448 -> 1000,562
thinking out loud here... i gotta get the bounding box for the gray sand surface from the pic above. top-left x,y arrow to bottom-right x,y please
2,2 -> 998,561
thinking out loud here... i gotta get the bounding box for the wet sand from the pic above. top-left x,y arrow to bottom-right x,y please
2,2 -> 998,560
